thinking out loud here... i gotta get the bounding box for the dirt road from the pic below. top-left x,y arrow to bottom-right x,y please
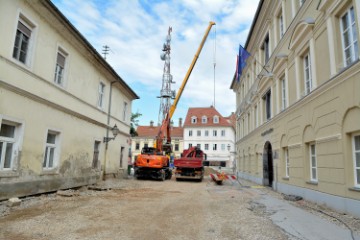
0,175 -> 290,240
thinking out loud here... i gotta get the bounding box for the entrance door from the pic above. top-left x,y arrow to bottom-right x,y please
262,141 -> 273,187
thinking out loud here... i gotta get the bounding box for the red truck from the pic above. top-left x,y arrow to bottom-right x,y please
174,146 -> 206,181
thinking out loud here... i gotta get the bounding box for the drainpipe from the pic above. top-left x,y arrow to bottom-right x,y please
103,81 -> 117,180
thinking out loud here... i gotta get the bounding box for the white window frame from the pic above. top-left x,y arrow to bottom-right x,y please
213,116 -> 219,124
205,144 -> 209,150
197,130 -> 201,137
197,144 -> 201,149
0,122 -> 18,171
213,130 -> 217,137
191,116 -> 197,124
43,130 -> 60,170
221,129 -> 226,137
205,130 -> 209,137
189,130 -> 193,137
279,12 -> 284,39
281,77 -> 287,110
221,144 -> 225,151
98,82 -> 105,109
54,48 -> 68,87
189,143 -> 192,148
213,144 -> 217,151
12,14 -> 36,67
340,6 -> 359,67
352,134 -> 360,187
303,52 -> 312,95
202,116 -> 207,124
310,143 -> 317,181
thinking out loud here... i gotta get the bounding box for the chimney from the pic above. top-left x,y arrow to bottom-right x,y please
179,118 -> 183,127
150,120 -> 154,127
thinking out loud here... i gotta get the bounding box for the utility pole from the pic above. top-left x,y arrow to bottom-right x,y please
102,45 -> 110,60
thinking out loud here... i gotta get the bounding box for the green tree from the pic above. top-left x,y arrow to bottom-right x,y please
130,112 -> 142,137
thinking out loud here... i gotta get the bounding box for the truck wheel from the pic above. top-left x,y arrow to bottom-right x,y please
165,169 -> 172,180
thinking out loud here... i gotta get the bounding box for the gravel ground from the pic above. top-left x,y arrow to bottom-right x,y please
0,173 -> 359,240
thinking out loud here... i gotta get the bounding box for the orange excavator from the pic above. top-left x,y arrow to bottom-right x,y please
134,21 -> 216,180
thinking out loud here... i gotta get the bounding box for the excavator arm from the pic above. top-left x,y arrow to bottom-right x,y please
156,21 -> 216,153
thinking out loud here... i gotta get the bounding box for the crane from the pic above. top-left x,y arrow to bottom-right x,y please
156,21 -> 216,154
134,21 -> 216,180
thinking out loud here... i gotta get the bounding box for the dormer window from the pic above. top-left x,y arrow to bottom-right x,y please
191,116 -> 197,124
213,116 -> 219,124
202,116 -> 207,124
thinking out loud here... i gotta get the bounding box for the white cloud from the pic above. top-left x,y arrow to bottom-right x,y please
52,0 -> 259,125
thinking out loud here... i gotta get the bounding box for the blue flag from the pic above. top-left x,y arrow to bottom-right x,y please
237,45 -> 250,82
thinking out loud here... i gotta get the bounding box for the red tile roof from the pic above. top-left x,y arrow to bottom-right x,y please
136,125 -> 183,138
184,106 -> 235,128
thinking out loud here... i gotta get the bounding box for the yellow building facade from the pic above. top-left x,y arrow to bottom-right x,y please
231,0 -> 360,217
0,0 -> 138,200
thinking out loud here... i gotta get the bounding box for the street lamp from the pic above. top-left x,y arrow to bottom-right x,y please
103,124 -> 119,143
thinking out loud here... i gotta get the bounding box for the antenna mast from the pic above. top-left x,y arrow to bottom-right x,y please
158,27 -> 175,125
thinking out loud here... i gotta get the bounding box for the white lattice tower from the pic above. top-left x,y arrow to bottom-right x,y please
158,27 -> 175,125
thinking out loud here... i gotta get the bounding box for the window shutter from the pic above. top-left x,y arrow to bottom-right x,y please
57,52 -> 65,68
18,21 -> 31,37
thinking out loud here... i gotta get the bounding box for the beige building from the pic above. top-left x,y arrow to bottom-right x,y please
131,119 -> 184,164
231,0 -> 360,217
0,0 -> 138,200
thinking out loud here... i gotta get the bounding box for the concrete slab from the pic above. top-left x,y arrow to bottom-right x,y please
256,193 -> 360,240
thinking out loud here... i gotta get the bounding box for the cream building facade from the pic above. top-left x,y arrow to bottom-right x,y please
231,0 -> 360,217
0,0 -> 138,200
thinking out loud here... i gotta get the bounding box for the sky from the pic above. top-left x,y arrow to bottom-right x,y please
51,0 -> 259,126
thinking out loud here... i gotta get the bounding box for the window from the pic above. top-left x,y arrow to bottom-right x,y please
189,130 -> 193,137
13,19 -> 33,64
262,34 -> 270,63
98,82 -> 105,108
205,130 -> 209,137
43,131 -> 60,170
0,123 -> 17,170
281,77 -> 287,110
175,143 -> 179,151
341,6 -> 359,67
135,142 -> 140,150
189,143 -> 192,148
202,116 -> 207,124
221,144 -> 225,151
285,148 -> 289,177
144,143 -> 148,148
54,49 -> 67,86
213,130 -> 217,137
92,141 -> 100,169
197,144 -> 201,149
254,104 -> 258,128
123,101 -> 128,121
263,90 -> 271,121
310,143 -> 317,181
213,116 -> 219,124
205,144 -> 209,150
279,12 -> 284,39
213,144 -> 217,151
303,52 -> 312,95
197,130 -> 201,137
221,130 -> 225,137
191,116 -> 197,124
353,134 -> 360,187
